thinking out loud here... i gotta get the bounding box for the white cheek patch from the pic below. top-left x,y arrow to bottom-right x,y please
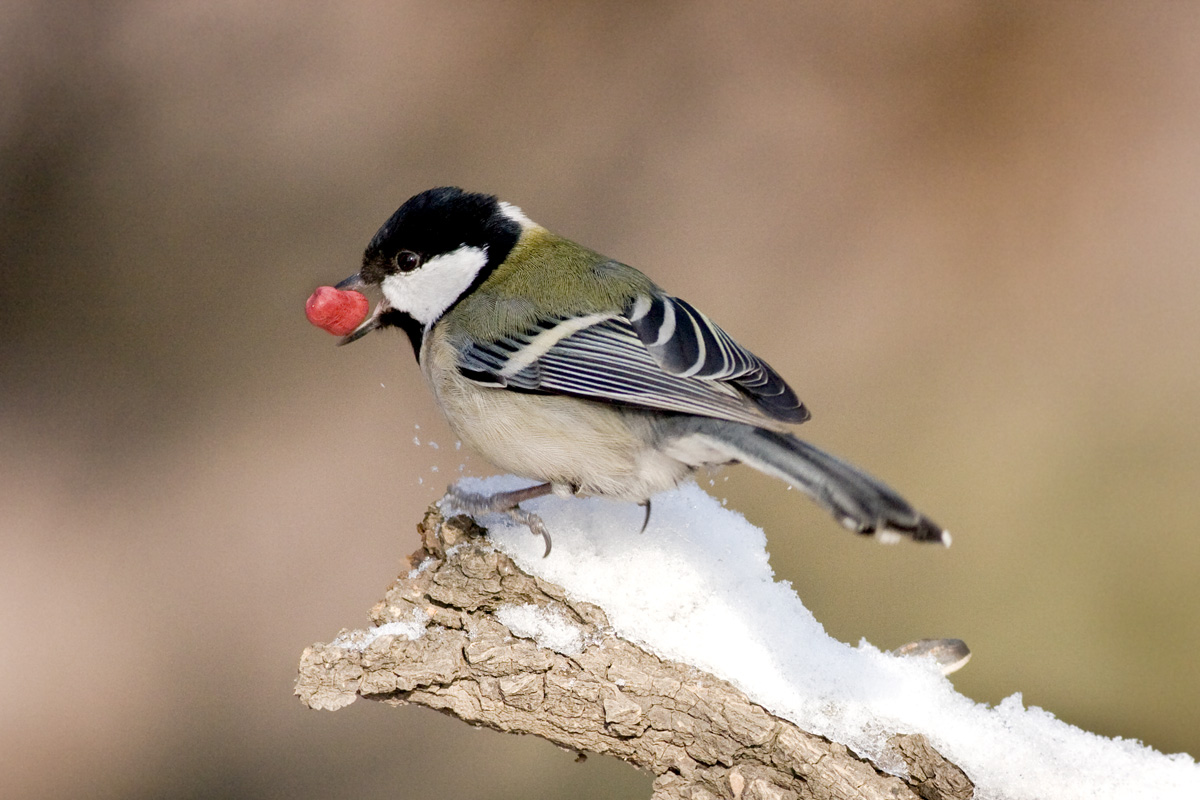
380,245 -> 488,327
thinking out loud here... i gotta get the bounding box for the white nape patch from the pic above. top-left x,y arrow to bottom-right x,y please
495,603 -> 584,655
498,201 -> 536,229
498,313 -> 614,377
458,475 -> 1200,800
380,245 -> 488,327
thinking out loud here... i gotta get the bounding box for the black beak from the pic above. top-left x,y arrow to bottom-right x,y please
334,273 -> 390,346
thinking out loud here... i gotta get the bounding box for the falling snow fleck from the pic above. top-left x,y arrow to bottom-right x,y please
431,466 -> 439,473
455,441 -> 462,451
429,441 -> 439,450
413,436 -> 421,446
417,477 -> 424,485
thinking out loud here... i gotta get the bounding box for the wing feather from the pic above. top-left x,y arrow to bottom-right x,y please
628,294 -> 807,422
456,292 -> 808,426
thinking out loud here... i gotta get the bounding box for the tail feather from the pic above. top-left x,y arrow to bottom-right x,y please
683,419 -> 948,545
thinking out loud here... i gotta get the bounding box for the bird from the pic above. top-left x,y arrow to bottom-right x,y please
330,186 -> 948,555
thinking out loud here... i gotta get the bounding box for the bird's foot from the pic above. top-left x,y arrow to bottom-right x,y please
502,505 -> 553,558
444,482 -> 556,557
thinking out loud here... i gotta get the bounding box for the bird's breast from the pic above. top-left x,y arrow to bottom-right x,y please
419,327 -> 697,502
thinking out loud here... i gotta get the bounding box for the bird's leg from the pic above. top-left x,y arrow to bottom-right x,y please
638,499 -> 652,534
444,481 -> 556,557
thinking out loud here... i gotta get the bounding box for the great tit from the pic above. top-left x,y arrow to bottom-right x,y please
333,186 -> 947,555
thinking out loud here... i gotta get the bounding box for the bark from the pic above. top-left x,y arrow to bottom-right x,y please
296,506 -> 974,800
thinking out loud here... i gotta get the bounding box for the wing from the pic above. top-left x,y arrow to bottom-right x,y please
456,292 -> 808,427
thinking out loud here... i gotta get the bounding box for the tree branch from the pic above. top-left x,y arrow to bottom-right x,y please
296,507 -> 973,800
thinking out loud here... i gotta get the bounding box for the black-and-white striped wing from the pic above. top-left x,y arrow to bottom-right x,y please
456,293 -> 808,426
626,294 -> 806,422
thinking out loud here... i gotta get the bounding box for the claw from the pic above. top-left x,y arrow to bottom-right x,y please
508,506 -> 553,557
638,499 -> 652,534
444,481 -> 556,557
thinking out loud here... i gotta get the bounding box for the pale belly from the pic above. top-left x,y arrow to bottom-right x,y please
421,337 -> 730,501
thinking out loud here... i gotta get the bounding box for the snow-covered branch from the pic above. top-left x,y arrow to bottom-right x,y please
296,507 -> 970,800
296,478 -> 1199,799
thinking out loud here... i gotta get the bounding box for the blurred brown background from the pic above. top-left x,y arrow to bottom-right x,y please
4,2 -> 1199,798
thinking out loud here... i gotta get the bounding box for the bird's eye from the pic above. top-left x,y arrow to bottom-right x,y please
394,250 -> 421,273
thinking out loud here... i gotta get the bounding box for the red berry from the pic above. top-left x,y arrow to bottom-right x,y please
306,286 -> 369,336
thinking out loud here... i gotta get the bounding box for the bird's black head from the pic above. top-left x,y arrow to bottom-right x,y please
359,187 -> 522,287
335,187 -> 530,349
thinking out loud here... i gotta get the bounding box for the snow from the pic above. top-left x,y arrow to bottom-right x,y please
332,608 -> 429,650
446,476 -> 1200,800
495,603 -> 585,655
